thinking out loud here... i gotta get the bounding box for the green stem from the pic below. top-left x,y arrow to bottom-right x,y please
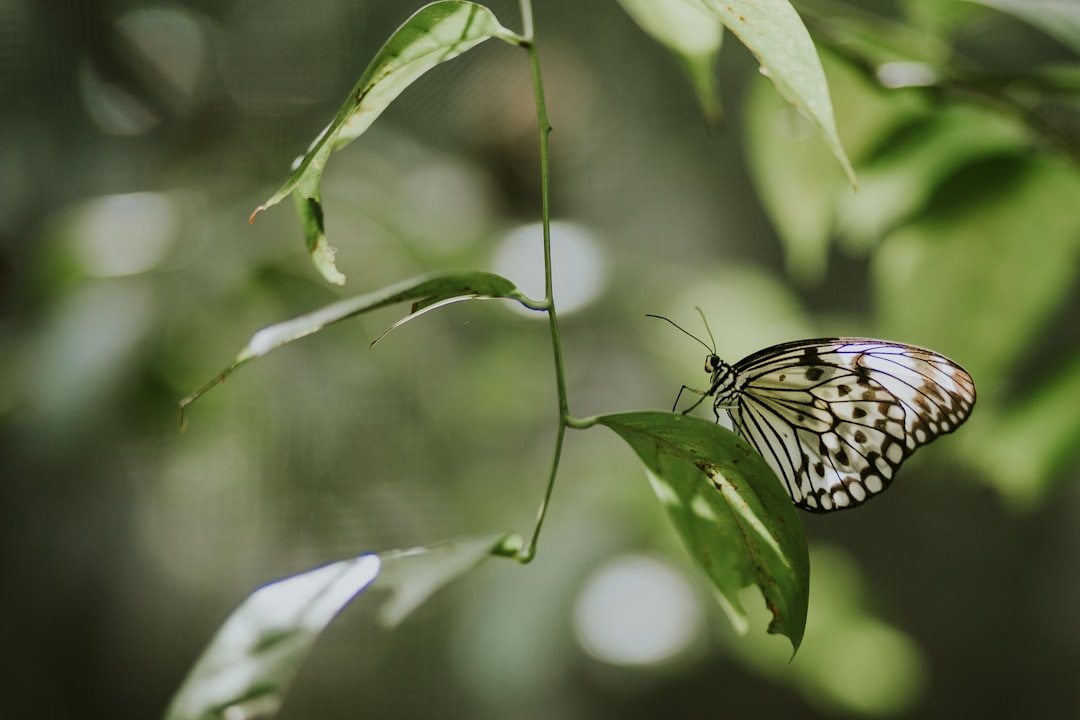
520,0 -> 534,39
515,0 -> 570,564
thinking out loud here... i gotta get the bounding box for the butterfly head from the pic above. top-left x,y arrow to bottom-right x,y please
704,354 -> 738,400
704,353 -> 731,378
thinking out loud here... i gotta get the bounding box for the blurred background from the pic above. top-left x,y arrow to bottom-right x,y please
4,0 -> 1080,717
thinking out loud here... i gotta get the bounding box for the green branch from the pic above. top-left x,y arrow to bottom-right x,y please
515,0 -> 571,564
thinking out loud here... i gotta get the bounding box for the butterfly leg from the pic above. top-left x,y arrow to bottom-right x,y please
673,385 -> 710,415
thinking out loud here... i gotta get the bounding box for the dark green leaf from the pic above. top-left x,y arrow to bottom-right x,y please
179,271 -> 533,426
598,411 -> 809,653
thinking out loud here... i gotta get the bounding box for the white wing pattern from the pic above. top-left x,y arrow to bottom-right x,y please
700,339 -> 976,512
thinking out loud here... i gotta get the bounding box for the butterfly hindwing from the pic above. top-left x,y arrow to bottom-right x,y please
716,339 -> 975,512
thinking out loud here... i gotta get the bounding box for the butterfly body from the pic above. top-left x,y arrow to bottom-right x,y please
687,338 -> 976,512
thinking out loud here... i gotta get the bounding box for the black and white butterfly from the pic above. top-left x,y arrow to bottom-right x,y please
653,317 -> 976,512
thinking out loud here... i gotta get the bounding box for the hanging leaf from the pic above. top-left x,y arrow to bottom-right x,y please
599,411 -> 809,653
617,0 -> 725,123
250,2 -> 521,284
697,0 -> 856,185
164,532 -> 520,720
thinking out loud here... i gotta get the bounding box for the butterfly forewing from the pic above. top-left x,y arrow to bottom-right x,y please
714,338 -> 975,512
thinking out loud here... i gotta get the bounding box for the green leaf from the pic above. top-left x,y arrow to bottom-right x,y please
249,2 -> 520,285
616,0 -> 724,123
874,156 -> 1080,383
179,271 -> 534,427
696,0 -> 856,185
873,156 -> 1080,505
961,352 -> 1080,508
961,0 -> 1080,55
598,411 -> 809,653
376,532 -> 523,627
743,72 -> 844,284
164,554 -> 382,720
837,106 -> 1026,254
164,533 -> 521,720
745,47 -> 1028,283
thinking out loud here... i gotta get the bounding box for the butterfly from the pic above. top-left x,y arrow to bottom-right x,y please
651,316 -> 977,512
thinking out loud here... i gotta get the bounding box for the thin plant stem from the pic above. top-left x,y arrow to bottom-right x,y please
516,0 -> 569,564
520,0 -> 534,40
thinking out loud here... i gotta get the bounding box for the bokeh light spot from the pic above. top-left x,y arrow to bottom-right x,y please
574,554 -> 703,666
67,192 -> 180,277
492,221 -> 608,316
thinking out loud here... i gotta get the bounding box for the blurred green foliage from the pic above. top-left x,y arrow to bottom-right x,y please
3,0 -> 1080,718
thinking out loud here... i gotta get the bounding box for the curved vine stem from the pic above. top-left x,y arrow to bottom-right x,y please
513,0 -> 571,564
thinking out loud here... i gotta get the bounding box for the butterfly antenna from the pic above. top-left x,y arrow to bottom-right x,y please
693,307 -> 717,354
646,313 -> 714,354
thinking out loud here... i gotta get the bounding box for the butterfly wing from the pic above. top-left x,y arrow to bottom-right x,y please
725,339 -> 976,512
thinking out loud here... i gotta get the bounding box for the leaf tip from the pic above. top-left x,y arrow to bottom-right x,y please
765,590 -> 806,658
312,236 -> 347,286
841,158 -> 858,190
248,205 -> 266,224
177,402 -> 190,433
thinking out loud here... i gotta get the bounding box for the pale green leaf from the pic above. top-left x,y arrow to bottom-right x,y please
617,0 -> 724,122
696,0 -> 855,184
962,0 -> 1080,55
377,533 -> 523,627
164,532 -> 524,720
744,75 -> 841,283
164,555 -> 382,720
250,2 -> 520,284
745,48 -> 1026,282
